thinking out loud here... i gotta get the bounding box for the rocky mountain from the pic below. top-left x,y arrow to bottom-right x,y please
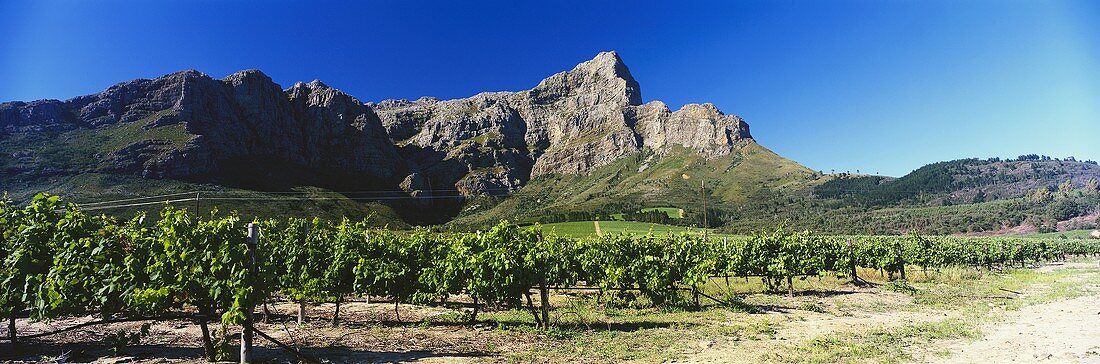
1,69 -> 406,190
0,52 -> 748,205
1,51 -> 766,223
373,51 -> 752,199
8,51 -> 1088,233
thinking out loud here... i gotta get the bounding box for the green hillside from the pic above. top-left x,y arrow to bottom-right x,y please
1,173 -> 409,228
450,140 -> 819,228
538,220 -> 702,238
815,157 -> 1100,207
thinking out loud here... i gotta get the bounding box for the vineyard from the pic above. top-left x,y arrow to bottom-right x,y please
3,193 -> 1100,361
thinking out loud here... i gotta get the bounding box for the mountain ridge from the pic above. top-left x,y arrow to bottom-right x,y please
3,52 -> 1096,233
1,51 -> 762,223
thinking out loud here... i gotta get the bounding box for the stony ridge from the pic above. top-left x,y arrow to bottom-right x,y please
373,51 -> 753,195
1,51 -> 753,220
1,69 -> 405,189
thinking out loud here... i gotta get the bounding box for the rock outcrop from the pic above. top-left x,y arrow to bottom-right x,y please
375,51 -> 753,196
1,50 -> 753,218
1,69 -> 406,190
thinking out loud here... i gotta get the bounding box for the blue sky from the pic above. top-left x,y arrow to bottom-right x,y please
1,0 -> 1097,176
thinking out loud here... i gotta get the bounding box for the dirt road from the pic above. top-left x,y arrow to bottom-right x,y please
931,295 -> 1100,363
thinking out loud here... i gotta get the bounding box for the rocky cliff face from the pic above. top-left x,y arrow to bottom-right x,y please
1,51 -> 753,218
1,69 -> 406,190
374,51 -> 753,196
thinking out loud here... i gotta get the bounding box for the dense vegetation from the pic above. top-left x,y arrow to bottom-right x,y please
6,147 -> 1097,237
3,194 -> 1100,360
815,158 -> 1100,208
480,156 -> 1099,235
734,174 -> 1100,235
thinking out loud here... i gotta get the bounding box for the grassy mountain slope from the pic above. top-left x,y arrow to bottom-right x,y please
0,111 -> 189,177
1,173 -> 409,228
450,140 -> 818,228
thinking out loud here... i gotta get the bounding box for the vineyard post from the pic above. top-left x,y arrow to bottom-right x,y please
701,180 -> 708,238
297,301 -> 305,326
848,238 -> 859,285
364,233 -> 371,305
787,275 -> 794,297
898,244 -> 907,281
693,287 -> 701,308
241,223 -> 259,364
7,314 -> 14,345
539,249 -> 550,328
723,238 -> 731,289
298,224 -> 308,326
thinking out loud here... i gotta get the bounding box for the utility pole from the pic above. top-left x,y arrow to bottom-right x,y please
701,180 -> 708,239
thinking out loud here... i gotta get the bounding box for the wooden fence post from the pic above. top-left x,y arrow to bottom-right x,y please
7,314 -> 15,345
539,277 -> 550,328
693,286 -> 701,307
241,223 -> 259,364
298,224 -> 308,325
848,238 -> 859,285
787,275 -> 794,297
298,301 -> 306,326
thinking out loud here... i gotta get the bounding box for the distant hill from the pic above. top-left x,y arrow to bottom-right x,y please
815,157 -> 1100,206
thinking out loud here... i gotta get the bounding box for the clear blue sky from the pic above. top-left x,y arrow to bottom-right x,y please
1,0 -> 1097,176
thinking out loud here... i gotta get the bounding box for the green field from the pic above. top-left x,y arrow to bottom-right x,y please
1018,229 -> 1099,239
609,207 -> 685,220
538,220 -> 736,238
640,207 -> 685,218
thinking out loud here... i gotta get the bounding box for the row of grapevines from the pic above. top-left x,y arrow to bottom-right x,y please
1,195 -> 251,360
4,193 -> 1100,356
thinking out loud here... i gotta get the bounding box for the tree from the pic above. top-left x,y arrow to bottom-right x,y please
1057,179 -> 1075,198
971,190 -> 986,204
1085,178 -> 1099,194
1030,187 -> 1053,204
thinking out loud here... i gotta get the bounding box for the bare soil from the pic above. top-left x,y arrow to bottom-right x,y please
1,302 -> 533,364
928,295 -> 1100,363
683,292 -> 951,363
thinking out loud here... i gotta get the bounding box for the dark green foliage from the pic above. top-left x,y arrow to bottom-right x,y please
815,159 -> 984,206
813,175 -> 889,200
3,194 -> 1100,359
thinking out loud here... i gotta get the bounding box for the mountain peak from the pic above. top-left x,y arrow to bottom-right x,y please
572,51 -> 640,104
223,69 -> 273,84
531,51 -> 642,106
164,69 -> 209,79
577,51 -> 627,73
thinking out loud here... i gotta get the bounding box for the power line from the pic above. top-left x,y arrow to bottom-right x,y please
69,187 -> 518,202
78,191 -> 198,206
74,194 -> 494,212
80,198 -> 200,212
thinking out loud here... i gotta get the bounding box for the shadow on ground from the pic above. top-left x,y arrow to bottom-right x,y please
0,341 -> 490,363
